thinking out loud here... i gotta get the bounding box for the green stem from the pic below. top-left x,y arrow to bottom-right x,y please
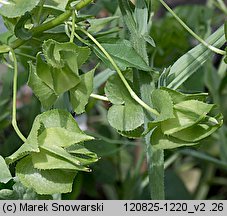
90,93 -> 109,101
10,48 -> 27,143
158,0 -> 226,55
137,72 -> 165,200
77,27 -> 160,116
70,9 -> 76,43
36,0 -> 46,25
15,52 -> 36,60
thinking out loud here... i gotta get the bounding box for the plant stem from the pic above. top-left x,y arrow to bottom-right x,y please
10,48 -> 27,143
15,52 -> 36,60
158,0 -> 226,56
70,9 -> 76,43
36,0 -> 46,25
77,27 -> 160,116
137,72 -> 165,200
90,93 -> 109,101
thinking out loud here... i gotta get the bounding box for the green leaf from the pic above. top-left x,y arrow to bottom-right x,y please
14,12 -> 32,40
174,100 -> 214,116
151,89 -> 174,122
31,148 -> 82,170
45,0 -> 71,10
50,61 -> 80,95
36,53 -> 54,89
70,69 -> 95,114
134,0 -> 148,35
40,40 -> 91,95
28,62 -> 58,109
0,156 -> 12,183
161,109 -> 204,135
118,0 -> 136,34
66,144 -> 99,165
38,145 -> 90,172
0,0 -> 40,18
148,87 -> 223,149
42,39 -> 90,68
105,73 -> 144,131
171,114 -> 223,142
8,110 -> 97,194
151,127 -> 198,150
160,87 -> 208,103
94,39 -> 152,71
16,156 -> 77,195
166,25 -> 226,89
88,16 -> 119,34
143,34 -> 156,47
38,127 -> 93,148
7,109 -> 94,164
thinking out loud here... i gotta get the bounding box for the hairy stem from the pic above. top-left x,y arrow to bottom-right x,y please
10,48 -> 27,142
77,27 -> 160,116
158,0 -> 226,55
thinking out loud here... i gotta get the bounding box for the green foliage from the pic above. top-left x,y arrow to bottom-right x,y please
0,156 -> 12,184
165,25 -> 226,89
105,72 -> 144,132
94,39 -> 152,71
148,88 -> 223,149
28,39 -> 93,112
6,110 -> 98,194
0,0 -> 40,18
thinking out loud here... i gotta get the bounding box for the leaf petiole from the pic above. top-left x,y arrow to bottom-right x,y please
10,48 -> 27,142
158,0 -> 226,56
